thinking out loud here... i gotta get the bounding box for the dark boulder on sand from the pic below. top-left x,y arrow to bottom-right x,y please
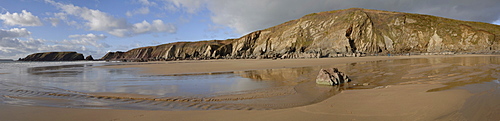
316,68 -> 351,85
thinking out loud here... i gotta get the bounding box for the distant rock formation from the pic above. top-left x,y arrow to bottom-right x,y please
19,52 -> 85,61
85,55 -> 94,61
316,68 -> 351,85
101,8 -> 500,61
100,40 -> 234,62
100,51 -> 125,61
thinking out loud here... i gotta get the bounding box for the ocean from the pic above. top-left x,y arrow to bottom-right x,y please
0,61 -> 277,110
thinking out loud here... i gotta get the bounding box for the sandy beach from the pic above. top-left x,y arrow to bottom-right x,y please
1,55 -> 499,121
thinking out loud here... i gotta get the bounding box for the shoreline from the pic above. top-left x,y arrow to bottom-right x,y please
1,54 -> 499,121
102,54 -> 498,75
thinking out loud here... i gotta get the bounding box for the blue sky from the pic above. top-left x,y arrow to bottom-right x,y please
1,0 -> 499,59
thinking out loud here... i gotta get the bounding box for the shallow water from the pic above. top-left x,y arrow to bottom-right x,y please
0,61 -> 277,110
0,56 -> 499,110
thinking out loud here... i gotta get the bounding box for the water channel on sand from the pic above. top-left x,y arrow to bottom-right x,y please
0,56 -> 498,110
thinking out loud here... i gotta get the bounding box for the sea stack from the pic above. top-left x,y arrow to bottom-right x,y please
18,52 -> 85,61
85,55 -> 94,61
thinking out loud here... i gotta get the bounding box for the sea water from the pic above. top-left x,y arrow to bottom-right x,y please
0,61 -> 277,110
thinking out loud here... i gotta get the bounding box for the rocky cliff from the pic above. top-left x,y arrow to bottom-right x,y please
100,40 -> 234,61
19,52 -> 85,61
101,8 -> 500,61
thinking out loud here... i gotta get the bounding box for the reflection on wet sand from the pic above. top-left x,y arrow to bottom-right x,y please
0,56 -> 498,111
27,64 -> 86,76
230,56 -> 499,109
449,80 -> 500,120
396,57 -> 500,91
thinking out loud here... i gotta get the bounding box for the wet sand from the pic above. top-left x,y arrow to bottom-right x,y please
104,55 -> 477,75
0,84 -> 484,121
1,55 -> 499,120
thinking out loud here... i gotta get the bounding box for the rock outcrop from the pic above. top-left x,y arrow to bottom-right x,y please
101,40 -> 234,61
101,8 -> 500,61
316,68 -> 351,85
19,52 -> 85,61
85,55 -> 94,61
100,51 -> 125,61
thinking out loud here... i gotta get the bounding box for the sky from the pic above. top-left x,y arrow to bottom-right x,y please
0,0 -> 499,59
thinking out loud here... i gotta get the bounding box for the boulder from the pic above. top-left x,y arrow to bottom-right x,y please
316,68 -> 351,85
316,68 -> 335,85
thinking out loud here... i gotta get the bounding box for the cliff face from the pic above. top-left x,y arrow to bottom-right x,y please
100,51 -> 125,61
101,8 -> 500,61
101,40 -> 233,61
19,52 -> 85,61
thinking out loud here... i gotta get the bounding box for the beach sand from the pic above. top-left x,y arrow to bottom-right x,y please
1,55 -> 499,121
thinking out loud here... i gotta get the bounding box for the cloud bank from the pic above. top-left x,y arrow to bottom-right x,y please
45,0 -> 176,37
0,28 -> 43,58
0,28 -> 110,59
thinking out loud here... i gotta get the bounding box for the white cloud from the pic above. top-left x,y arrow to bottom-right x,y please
137,0 -> 157,6
1,37 -> 110,59
162,0 -> 204,14
133,20 -> 176,34
0,28 -> 31,38
62,33 -> 109,48
126,7 -> 150,17
0,38 -> 45,59
48,0 -> 128,31
0,10 -> 43,26
0,28 -> 42,59
46,17 -> 60,26
45,0 -> 176,37
68,33 -> 106,40
49,12 -> 80,27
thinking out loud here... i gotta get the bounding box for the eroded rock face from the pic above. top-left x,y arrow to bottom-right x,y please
101,8 -> 500,61
100,40 -> 233,61
19,52 -> 85,61
100,52 -> 125,61
316,68 -> 351,85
